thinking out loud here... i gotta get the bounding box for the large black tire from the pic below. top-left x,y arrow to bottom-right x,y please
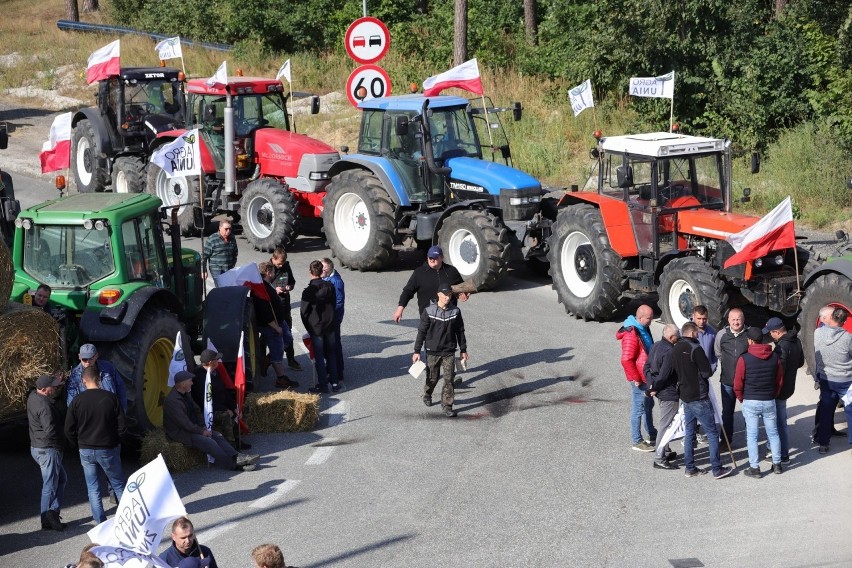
146,163 -> 199,236
240,178 -> 298,252
72,119 -> 109,193
658,256 -> 728,329
547,204 -> 627,320
798,272 -> 852,375
97,307 -> 184,436
437,209 -> 510,291
111,156 -> 147,194
322,169 -> 398,270
204,287 -> 263,387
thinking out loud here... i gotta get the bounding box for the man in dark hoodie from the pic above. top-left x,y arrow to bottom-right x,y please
813,306 -> 852,454
393,245 -> 468,323
617,304 -> 657,452
714,307 -> 749,445
672,322 -> 732,479
734,327 -> 783,477
763,317 -> 803,464
301,260 -> 340,394
645,323 -> 680,469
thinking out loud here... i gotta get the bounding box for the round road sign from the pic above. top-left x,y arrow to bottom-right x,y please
344,16 -> 391,65
346,65 -> 393,108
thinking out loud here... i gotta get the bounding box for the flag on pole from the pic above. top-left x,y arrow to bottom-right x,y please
149,129 -> 200,178
204,367 -> 215,463
90,546 -> 172,568
167,331 -> 186,387
235,331 -> 246,426
708,382 -> 724,425
423,58 -> 483,97
723,196 -> 796,268
86,40 -> 121,84
155,36 -> 183,61
39,112 -> 72,173
276,59 -> 291,83
568,79 -> 594,117
655,404 -> 685,459
207,61 -> 228,87
629,71 -> 675,99
208,337 -> 248,433
218,262 -> 270,300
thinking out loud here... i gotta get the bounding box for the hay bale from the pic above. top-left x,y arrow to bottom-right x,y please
246,390 -> 320,433
139,428 -> 206,473
0,302 -> 61,421
0,238 -> 10,312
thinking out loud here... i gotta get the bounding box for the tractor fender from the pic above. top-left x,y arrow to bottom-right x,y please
556,193 -> 639,258
80,287 -> 184,343
72,108 -> 114,157
328,156 -> 412,207
431,199 -> 493,244
653,250 -> 700,283
803,258 -> 852,288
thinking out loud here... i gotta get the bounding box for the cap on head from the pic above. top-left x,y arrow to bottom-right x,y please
437,283 -> 453,296
79,344 -> 97,358
427,245 -> 443,259
36,374 -> 63,389
761,317 -> 785,334
174,370 -> 194,384
199,349 -> 222,365
746,327 -> 764,342
178,558 -> 211,568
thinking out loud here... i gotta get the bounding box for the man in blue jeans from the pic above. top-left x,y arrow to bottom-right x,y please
616,304 -> 657,451
814,306 -> 852,454
27,373 -> 68,531
672,322 -> 732,479
64,366 -> 126,524
301,260 -> 340,394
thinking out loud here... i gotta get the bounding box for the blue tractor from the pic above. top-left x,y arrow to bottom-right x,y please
322,95 -> 543,290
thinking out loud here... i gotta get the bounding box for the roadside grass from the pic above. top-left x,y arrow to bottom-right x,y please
1,0 -> 849,228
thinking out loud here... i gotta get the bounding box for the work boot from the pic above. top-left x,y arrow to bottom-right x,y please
443,406 -> 457,418
43,510 -> 65,531
236,453 -> 260,467
423,395 -> 432,407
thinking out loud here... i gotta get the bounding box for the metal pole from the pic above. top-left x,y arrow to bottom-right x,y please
363,0 -> 367,17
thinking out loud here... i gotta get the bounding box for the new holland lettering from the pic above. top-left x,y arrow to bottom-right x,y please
449,181 -> 484,193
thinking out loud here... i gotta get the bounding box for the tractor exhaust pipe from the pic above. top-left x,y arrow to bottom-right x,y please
224,91 -> 235,194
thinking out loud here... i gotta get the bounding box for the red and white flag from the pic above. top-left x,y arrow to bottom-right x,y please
235,331 -> 246,425
724,196 -> 796,268
39,112 -> 72,173
86,40 -> 120,84
423,58 -> 483,97
218,262 -> 270,300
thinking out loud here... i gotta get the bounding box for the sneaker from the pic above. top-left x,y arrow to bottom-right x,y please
653,460 -> 677,470
44,509 -> 65,531
780,456 -> 790,465
831,429 -> 846,438
309,386 -> 330,394
423,395 -> 432,407
665,451 -> 677,462
288,359 -> 303,371
453,377 -> 463,387
743,466 -> 761,478
239,463 -> 257,472
236,453 -> 260,466
632,441 -> 655,452
818,445 -> 829,454
443,407 -> 458,418
276,377 -> 298,390
772,463 -> 783,474
331,383 -> 342,393
684,468 -> 706,477
713,466 -> 733,479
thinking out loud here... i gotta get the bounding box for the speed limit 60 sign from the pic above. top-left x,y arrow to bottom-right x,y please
346,64 -> 392,108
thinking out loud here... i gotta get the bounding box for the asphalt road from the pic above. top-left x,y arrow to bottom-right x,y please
0,171 -> 851,567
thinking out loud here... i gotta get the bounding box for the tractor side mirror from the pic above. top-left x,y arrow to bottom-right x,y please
203,104 -> 217,121
512,102 -> 522,121
847,177 -> 852,191
395,115 -> 409,136
310,96 -> 320,115
616,165 -> 634,189
340,145 -> 349,154
742,187 -> 752,203
750,152 -> 760,174
0,122 -> 7,150
500,145 -> 511,159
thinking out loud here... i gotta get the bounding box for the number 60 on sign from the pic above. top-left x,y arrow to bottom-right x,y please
346,64 -> 393,108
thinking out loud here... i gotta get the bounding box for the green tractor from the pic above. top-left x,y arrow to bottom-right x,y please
9,193 -> 257,436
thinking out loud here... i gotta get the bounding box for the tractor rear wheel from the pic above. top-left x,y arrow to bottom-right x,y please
547,204 -> 626,320
437,209 -> 510,291
798,272 -> 852,375
111,156 -> 146,194
205,287 -> 263,386
146,164 -> 199,236
658,256 -> 728,329
72,119 -> 108,193
323,169 -> 397,270
240,178 -> 298,252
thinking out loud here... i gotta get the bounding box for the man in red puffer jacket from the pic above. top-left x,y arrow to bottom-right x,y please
616,304 -> 657,452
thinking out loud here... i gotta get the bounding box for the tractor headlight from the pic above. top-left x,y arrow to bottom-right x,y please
83,219 -> 93,230
510,197 -> 529,205
309,171 -> 330,181
774,254 -> 784,265
754,258 -> 763,268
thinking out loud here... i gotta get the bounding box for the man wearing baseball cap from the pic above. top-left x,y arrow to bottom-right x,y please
192,349 -> 246,449
763,317 -> 803,465
66,343 -> 127,411
27,373 -> 68,531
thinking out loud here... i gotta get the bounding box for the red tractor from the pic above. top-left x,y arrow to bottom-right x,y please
146,75 -> 340,249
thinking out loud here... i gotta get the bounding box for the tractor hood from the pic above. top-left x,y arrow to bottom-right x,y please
677,209 -> 759,240
254,129 -> 339,186
444,156 -> 541,194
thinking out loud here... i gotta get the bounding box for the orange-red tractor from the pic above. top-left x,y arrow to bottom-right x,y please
546,132 -> 814,328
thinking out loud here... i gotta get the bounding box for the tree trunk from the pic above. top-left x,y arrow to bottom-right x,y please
82,0 -> 98,13
453,0 -> 468,65
524,0 -> 537,46
65,0 -> 79,21
774,0 -> 787,19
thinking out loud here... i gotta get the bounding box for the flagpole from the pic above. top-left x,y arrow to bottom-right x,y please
480,94 -> 494,150
199,176 -> 207,299
290,80 -> 295,133
669,97 -> 674,133
180,54 -> 187,77
719,427 -> 738,468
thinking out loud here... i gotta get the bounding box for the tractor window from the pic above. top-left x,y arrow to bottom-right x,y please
358,110 -> 383,154
234,94 -> 282,137
387,110 -> 420,160
691,154 -> 724,206
430,107 -> 479,161
121,217 -> 166,287
22,224 -> 114,288
124,80 -> 182,121
260,94 -> 289,131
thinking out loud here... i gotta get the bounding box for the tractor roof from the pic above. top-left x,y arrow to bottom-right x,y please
119,67 -> 182,81
186,77 -> 285,96
358,94 -> 470,112
20,193 -> 163,224
600,132 -> 726,158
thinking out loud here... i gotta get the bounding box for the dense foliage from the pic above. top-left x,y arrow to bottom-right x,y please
109,0 -> 852,152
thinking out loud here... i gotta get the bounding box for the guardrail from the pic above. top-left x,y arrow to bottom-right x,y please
56,20 -> 232,52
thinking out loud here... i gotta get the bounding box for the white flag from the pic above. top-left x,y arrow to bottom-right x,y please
150,129 -> 200,178
207,61 -> 228,87
204,367 -> 215,464
568,79 -> 594,117
656,404 -> 685,459
167,331 -> 186,388
629,71 -> 675,99
276,59 -> 291,83
155,36 -> 182,61
90,546 -> 172,568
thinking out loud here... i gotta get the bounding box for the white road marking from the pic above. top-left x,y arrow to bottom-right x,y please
249,479 -> 302,509
324,400 -> 350,427
200,520 -> 239,542
305,446 -> 335,465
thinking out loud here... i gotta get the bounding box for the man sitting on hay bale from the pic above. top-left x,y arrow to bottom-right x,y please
163,371 -> 259,472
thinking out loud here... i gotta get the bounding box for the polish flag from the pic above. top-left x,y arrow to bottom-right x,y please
235,331 -> 246,427
86,40 -> 120,84
423,58 -> 484,97
218,262 -> 270,300
723,196 -> 796,268
39,112 -> 72,173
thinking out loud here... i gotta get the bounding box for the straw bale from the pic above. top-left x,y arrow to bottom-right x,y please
139,428 -> 205,473
0,238 -> 10,312
246,390 -> 320,433
0,302 -> 61,421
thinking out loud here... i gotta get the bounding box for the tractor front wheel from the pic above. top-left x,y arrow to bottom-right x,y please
798,272 -> 852,375
112,156 -> 146,194
658,256 -> 728,329
146,164 -> 199,236
437,209 -> 510,291
240,178 -> 298,252
72,120 -> 108,193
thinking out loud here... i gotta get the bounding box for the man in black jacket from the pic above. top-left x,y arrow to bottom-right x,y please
270,247 -> 301,371
673,323 -> 732,479
645,323 -> 680,469
714,307 -> 749,445
763,317 -> 803,465
65,366 -> 126,524
301,260 -> 340,394
192,349 -> 248,448
393,246 -> 468,324
413,284 -> 468,418
27,373 -> 67,531
258,261 -> 298,390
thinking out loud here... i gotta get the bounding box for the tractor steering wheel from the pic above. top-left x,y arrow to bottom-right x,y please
660,183 -> 686,202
